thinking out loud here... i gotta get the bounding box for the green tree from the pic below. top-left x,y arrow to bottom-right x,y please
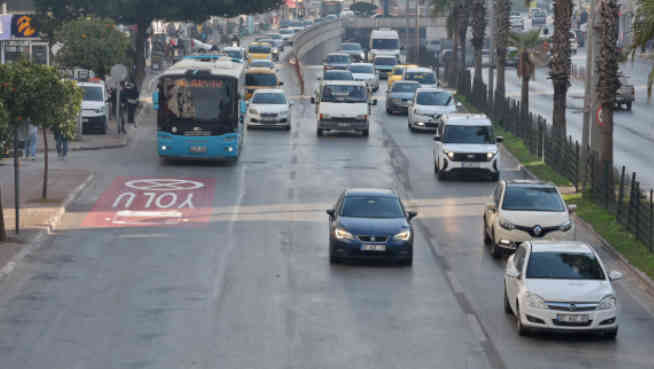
597,0 -> 620,167
550,0 -> 573,137
32,0 -> 92,45
509,29 -> 542,120
631,0 -> 654,100
55,17 -> 131,79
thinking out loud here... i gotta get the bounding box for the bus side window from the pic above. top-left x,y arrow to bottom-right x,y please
153,89 -> 160,111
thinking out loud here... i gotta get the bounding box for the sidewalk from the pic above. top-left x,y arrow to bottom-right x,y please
36,118 -> 129,153
0,159 -> 94,279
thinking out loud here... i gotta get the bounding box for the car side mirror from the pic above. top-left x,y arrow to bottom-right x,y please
310,97 -> 316,104
433,135 -> 441,142
279,81 -> 284,86
505,268 -> 521,279
609,270 -> 623,281
370,99 -> 378,105
487,203 -> 497,212
568,204 -> 577,213
496,136 -> 504,143
317,77 -> 322,80
407,210 -> 418,221
326,209 -> 335,217
289,101 -> 295,106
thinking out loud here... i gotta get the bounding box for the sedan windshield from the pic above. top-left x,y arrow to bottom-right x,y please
82,86 -> 103,102
324,71 -> 354,80
349,65 -> 374,74
406,72 -> 436,84
342,196 -> 405,218
252,93 -> 286,104
342,43 -> 362,51
442,125 -> 494,144
502,186 -> 566,212
246,73 -> 278,86
526,252 -> 606,280
321,85 -> 368,103
417,91 -> 452,106
327,54 -> 350,64
392,83 -> 419,93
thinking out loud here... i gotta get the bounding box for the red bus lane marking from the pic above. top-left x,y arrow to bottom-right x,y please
81,177 -> 216,228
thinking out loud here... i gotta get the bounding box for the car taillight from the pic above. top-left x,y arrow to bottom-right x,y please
320,113 -> 324,120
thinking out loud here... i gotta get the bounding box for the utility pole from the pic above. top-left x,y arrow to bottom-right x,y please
488,0 -> 495,103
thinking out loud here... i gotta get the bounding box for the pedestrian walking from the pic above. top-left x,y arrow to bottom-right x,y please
124,82 -> 140,126
24,122 -> 38,160
53,126 -> 68,158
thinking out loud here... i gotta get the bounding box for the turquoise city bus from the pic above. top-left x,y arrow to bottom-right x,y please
153,56 -> 246,161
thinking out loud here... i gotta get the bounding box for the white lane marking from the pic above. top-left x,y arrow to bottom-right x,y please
467,313 -> 488,343
446,271 -> 464,294
430,237 -> 442,257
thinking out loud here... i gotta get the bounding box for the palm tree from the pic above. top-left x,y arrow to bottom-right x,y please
597,0 -> 620,166
457,0 -> 472,81
550,0 -> 573,137
432,0 -> 458,84
509,30 -> 542,121
631,0 -> 654,100
494,0 -> 511,110
471,0 -> 487,89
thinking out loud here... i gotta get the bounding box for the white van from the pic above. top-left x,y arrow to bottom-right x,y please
432,114 -> 503,181
368,28 -> 402,64
311,80 -> 377,137
78,82 -> 109,134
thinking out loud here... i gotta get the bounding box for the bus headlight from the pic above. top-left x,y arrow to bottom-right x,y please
171,126 -> 178,133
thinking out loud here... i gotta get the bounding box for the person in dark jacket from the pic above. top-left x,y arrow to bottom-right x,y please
123,82 -> 140,125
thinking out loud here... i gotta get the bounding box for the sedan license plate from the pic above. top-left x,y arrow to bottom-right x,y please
461,162 -> 479,168
189,146 -> 207,153
557,314 -> 589,323
338,122 -> 350,127
361,244 -> 386,252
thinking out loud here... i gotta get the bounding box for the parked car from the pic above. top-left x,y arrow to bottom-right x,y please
408,88 -> 457,131
504,240 -> 622,338
483,179 -> 576,257
79,82 -> 109,134
327,188 -> 417,265
246,89 -> 293,130
385,80 -> 420,115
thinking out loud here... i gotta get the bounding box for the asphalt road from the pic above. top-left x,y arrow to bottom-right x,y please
0,38 -> 653,369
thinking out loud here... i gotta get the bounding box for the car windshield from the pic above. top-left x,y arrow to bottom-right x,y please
372,38 -> 399,50
252,93 -> 286,105
417,91 -> 451,105
161,77 -> 236,121
224,50 -> 242,59
341,196 -> 405,218
406,71 -> 436,84
82,86 -> 103,102
324,71 -> 353,80
342,43 -> 361,51
349,65 -> 374,74
392,83 -> 419,93
526,252 -> 606,280
502,186 -> 566,212
375,57 -> 397,66
328,54 -> 350,64
442,125 -> 494,144
250,61 -> 274,69
249,45 -> 271,54
246,73 -> 278,86
321,85 -> 368,103
392,67 -> 405,75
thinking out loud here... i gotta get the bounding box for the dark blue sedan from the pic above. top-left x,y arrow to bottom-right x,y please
327,189 -> 417,265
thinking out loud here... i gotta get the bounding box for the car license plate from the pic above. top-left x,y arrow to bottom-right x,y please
461,162 -> 479,168
361,244 -> 386,252
189,146 -> 207,153
557,314 -> 589,323
338,122 -> 350,127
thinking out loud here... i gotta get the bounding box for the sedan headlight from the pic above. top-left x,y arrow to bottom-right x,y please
334,228 -> 354,240
486,152 -> 496,160
248,108 -> 258,115
393,230 -> 411,241
279,110 -> 289,117
360,52 -> 365,59
559,220 -> 573,232
598,295 -> 617,310
526,292 -> 548,309
442,149 -> 454,159
355,114 -> 368,121
273,48 -> 279,53
499,218 -> 515,230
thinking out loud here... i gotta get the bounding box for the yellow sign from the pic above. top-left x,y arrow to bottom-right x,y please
11,15 -> 37,37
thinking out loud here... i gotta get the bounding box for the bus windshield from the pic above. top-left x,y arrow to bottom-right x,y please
161,77 -> 236,122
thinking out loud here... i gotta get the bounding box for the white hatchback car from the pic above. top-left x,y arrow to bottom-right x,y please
247,89 -> 293,130
484,180 -> 576,257
505,240 -> 622,338
348,63 -> 379,92
433,114 -> 502,180
408,88 -> 458,131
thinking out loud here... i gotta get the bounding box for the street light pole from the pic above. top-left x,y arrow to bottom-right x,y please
488,0 -> 495,103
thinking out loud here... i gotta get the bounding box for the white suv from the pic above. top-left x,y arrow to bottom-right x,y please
432,114 -> 502,180
483,180 -> 576,257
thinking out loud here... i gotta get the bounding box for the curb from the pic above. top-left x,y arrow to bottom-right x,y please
574,214 -> 654,297
0,172 -> 96,281
498,144 -> 539,180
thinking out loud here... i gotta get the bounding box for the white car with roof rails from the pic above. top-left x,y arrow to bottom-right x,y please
504,240 -> 622,338
483,179 -> 577,257
433,114 -> 502,181
403,66 -> 438,89
246,89 -> 293,130
348,63 -> 379,92
408,88 -> 459,131
311,80 -> 377,137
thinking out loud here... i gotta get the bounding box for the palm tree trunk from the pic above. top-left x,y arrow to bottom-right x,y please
471,0 -> 487,89
41,128 -> 48,199
451,7 -> 460,87
597,0 -> 620,166
521,52 -> 530,121
550,0 -> 573,137
458,0 -> 472,80
494,0 -> 510,107
0,186 -> 6,241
